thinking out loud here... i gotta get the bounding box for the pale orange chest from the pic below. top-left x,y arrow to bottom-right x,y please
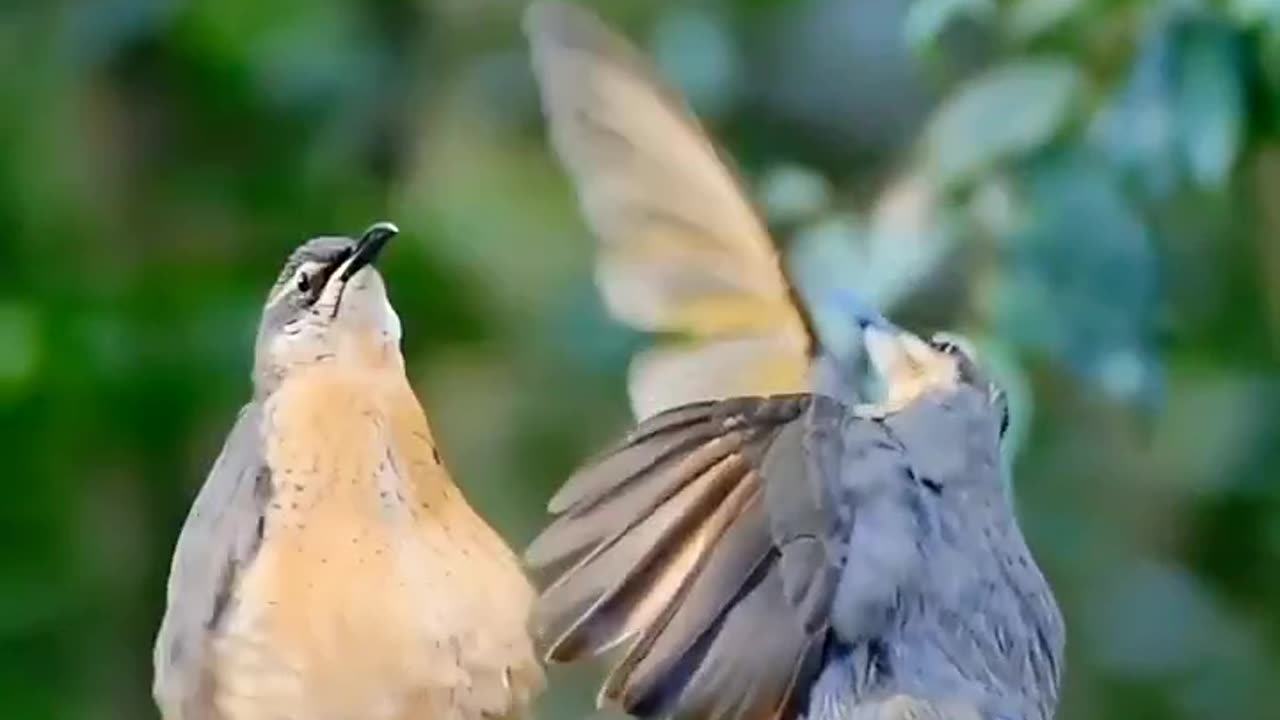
230,375 -> 449,657
215,368 -> 538,719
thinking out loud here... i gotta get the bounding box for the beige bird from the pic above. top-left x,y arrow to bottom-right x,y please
152,223 -> 544,720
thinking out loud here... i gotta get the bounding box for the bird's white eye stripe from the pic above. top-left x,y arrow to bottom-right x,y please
266,261 -> 327,308
294,261 -> 325,283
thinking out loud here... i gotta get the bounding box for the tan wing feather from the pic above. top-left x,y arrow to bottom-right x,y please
524,1 -> 815,419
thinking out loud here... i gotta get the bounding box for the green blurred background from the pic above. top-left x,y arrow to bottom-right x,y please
3,0 -> 1280,718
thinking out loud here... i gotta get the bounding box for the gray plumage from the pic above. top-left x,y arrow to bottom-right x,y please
152,404 -> 269,720
526,376 -> 1063,720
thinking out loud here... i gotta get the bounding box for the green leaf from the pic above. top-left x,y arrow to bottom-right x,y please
757,163 -> 832,224
0,302 -> 40,394
904,0 -> 995,52
1227,0 -> 1280,28
1008,0 -> 1084,43
1176,25 -> 1244,188
1088,19 -> 1180,199
922,58 -> 1081,188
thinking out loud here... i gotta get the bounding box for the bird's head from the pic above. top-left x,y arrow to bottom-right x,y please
830,291 -> 1009,435
252,222 -> 403,394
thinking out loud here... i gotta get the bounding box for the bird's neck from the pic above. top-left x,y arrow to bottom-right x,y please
262,362 -> 463,522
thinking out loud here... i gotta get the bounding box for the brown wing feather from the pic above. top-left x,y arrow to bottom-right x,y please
525,395 -> 847,719
545,401 -> 723,514
604,485 -> 772,707
538,450 -> 752,659
526,428 -> 746,586
655,561 -> 826,720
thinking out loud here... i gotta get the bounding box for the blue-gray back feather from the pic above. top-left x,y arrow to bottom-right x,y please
526,386 -> 1063,720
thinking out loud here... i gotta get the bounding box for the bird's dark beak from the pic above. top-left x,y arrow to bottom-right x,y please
340,221 -> 399,281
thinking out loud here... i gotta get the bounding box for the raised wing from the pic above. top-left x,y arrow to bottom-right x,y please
524,1 -> 817,420
153,404 -> 271,720
526,395 -> 862,719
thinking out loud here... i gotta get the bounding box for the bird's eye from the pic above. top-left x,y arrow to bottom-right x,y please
296,273 -> 312,293
933,340 -> 957,354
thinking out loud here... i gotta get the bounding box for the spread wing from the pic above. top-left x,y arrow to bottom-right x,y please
153,404 -> 271,720
525,395 -> 856,719
524,1 -> 817,420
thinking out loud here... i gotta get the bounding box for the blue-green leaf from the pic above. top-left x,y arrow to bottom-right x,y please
1227,0 -> 1280,29
988,150 -> 1161,406
1176,24 -> 1244,188
757,164 -> 832,225
1007,0 -> 1084,42
1089,18 -> 1179,199
922,58 -> 1081,188
904,0 -> 995,52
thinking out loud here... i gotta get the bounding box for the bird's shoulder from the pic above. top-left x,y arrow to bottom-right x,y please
154,402 -> 270,720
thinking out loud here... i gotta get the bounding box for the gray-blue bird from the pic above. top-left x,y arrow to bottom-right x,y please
521,3 -> 1065,719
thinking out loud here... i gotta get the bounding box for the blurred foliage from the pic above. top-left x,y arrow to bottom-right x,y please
1,0 -> 1279,718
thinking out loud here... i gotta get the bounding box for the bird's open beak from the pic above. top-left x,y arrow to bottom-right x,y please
853,309 -> 958,414
339,221 -> 399,282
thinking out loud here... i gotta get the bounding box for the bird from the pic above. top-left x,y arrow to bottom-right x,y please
520,3 -> 1065,719
152,222 -> 544,720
